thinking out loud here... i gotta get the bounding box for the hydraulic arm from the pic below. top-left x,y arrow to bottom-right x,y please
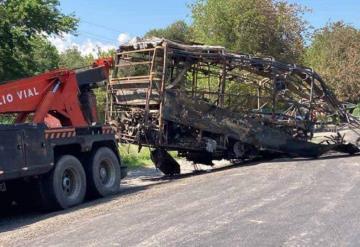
0,58 -> 112,128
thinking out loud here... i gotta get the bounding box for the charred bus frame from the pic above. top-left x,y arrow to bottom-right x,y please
107,38 -> 359,174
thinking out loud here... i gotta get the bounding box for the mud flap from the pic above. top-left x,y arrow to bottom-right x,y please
150,149 -> 180,176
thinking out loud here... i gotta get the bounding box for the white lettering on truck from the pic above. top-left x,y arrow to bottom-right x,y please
0,87 -> 39,106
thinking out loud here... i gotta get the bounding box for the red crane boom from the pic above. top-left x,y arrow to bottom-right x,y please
0,57 -> 113,128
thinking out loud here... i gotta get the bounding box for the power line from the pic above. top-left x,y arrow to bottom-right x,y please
77,30 -> 116,44
81,19 -> 124,34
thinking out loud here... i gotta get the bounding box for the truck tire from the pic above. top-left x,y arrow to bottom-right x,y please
7,179 -> 42,210
0,192 -> 13,213
86,147 -> 120,198
40,155 -> 86,210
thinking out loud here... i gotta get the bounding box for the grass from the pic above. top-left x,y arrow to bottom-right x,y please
353,104 -> 360,118
119,144 -> 153,169
119,145 -> 180,170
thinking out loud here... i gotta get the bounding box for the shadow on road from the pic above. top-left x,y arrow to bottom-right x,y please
0,152 -> 358,234
143,159 -> 264,182
0,161 -> 261,233
264,153 -> 360,163
143,152 -> 360,182
0,183 -> 153,234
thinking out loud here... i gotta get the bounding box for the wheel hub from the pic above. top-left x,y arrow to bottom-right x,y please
99,166 -> 108,182
98,160 -> 116,186
62,169 -> 75,196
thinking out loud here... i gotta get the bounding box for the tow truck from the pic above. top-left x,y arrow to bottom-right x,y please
0,58 -> 126,210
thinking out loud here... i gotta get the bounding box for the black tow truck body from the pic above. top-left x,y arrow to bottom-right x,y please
0,124 -> 126,183
0,123 -> 127,210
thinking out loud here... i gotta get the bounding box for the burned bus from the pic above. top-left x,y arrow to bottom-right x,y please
106,38 -> 360,175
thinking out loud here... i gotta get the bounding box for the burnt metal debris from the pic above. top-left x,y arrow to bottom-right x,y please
106,38 -> 360,175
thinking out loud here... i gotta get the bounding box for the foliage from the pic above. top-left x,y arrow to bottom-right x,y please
59,46 -> 115,69
190,0 -> 309,63
95,87 -> 107,123
305,22 -> 360,102
59,47 -> 91,69
0,36 -> 60,83
28,36 -> 60,74
59,46 -> 116,122
119,145 -> 152,169
353,104 -> 360,118
0,35 -> 60,83
145,20 -> 193,43
119,145 -> 179,169
93,48 -> 116,122
0,114 -> 16,125
0,0 -> 78,81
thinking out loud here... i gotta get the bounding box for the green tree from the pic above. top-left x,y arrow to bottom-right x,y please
59,47 -> 90,69
305,22 -> 360,102
0,0 -> 78,81
59,46 -> 116,122
23,36 -> 60,75
190,0 -> 308,63
145,20 -> 192,43
93,48 -> 116,123
59,46 -> 116,69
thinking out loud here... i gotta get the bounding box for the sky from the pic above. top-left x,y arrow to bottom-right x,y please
51,0 -> 360,56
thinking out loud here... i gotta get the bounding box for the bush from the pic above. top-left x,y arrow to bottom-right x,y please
353,104 -> 360,118
119,145 -> 152,169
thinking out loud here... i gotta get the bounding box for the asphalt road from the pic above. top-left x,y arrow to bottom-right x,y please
1,154 -> 360,247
